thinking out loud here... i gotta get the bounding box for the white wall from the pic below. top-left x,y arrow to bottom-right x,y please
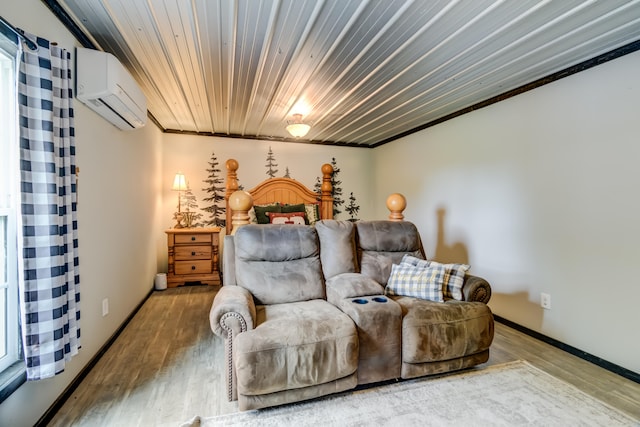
2,2 -> 638,424
373,50 -> 640,374
0,2 -> 164,426
158,135 -> 374,256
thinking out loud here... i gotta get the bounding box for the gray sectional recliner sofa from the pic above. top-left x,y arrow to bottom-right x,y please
210,220 -> 494,411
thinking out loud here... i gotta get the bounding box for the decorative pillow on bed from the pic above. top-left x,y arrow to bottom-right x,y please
248,207 -> 258,224
281,203 -> 306,213
400,254 -> 470,301
385,263 -> 445,302
281,203 -> 309,224
305,203 -> 321,225
267,211 -> 306,225
254,203 -> 281,224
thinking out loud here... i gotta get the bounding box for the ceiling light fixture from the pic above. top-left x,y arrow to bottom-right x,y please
286,113 -> 311,138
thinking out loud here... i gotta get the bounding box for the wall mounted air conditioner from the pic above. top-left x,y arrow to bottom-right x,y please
75,48 -> 147,130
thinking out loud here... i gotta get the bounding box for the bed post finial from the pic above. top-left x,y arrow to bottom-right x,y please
225,159 -> 240,234
226,159 -> 239,195
386,193 -> 406,221
229,191 -> 253,235
321,164 -> 333,219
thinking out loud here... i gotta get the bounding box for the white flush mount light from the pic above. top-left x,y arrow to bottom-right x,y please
286,113 -> 311,138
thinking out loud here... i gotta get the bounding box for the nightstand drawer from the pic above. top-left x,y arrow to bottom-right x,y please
175,233 -> 212,245
175,260 -> 212,275
175,246 -> 212,260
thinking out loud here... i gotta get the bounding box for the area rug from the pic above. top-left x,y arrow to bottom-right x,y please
182,361 -> 638,426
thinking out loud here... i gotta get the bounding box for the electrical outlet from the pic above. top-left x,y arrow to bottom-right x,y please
540,293 -> 551,310
102,298 -> 109,317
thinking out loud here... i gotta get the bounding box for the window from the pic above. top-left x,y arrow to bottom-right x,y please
0,39 -> 23,397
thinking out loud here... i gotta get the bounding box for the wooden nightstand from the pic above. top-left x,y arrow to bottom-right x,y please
165,227 -> 221,287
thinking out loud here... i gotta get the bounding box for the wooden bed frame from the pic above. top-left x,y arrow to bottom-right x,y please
224,159 -> 334,234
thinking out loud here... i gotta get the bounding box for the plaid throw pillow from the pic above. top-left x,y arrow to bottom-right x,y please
401,255 -> 470,301
386,263 -> 445,302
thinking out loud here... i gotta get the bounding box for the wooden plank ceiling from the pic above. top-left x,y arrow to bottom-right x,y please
55,0 -> 640,147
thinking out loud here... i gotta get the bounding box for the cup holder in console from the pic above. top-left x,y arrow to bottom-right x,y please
352,297 -> 388,304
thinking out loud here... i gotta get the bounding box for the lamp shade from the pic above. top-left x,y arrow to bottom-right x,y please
286,123 -> 311,138
172,173 -> 187,191
286,113 -> 311,138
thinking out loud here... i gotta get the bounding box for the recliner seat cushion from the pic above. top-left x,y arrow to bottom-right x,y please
393,297 -> 494,363
234,299 -> 359,396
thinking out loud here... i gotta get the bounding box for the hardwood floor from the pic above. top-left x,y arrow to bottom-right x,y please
47,286 -> 640,426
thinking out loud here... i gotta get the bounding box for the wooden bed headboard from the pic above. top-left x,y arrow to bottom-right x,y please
224,159 -> 334,234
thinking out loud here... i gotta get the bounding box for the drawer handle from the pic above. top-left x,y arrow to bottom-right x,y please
191,265 -> 196,270
191,236 -> 196,241
191,251 -> 196,256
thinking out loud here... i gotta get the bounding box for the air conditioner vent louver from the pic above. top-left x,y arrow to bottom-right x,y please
75,48 -> 147,130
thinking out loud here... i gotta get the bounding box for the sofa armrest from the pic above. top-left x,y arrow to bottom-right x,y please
462,274 -> 492,303
326,273 -> 384,306
209,285 -> 256,402
209,285 -> 256,339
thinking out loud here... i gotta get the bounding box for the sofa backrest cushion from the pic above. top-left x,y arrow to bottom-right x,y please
355,221 -> 424,285
315,220 -> 358,279
223,234 -> 237,286
234,224 -> 325,305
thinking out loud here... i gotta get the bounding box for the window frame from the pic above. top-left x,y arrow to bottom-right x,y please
0,36 -> 26,404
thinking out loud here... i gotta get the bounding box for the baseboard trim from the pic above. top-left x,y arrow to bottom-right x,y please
34,287 -> 155,427
494,315 -> 639,384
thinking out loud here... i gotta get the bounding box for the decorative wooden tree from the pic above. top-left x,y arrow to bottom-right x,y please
345,192 -> 360,222
284,166 -> 291,178
201,151 -> 226,227
265,146 -> 278,178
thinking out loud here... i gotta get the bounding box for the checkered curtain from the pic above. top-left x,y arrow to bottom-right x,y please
17,33 -> 80,380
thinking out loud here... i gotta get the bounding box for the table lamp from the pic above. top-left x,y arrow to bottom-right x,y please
172,172 -> 188,228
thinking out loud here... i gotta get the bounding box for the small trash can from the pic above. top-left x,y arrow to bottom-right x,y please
154,273 -> 167,291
